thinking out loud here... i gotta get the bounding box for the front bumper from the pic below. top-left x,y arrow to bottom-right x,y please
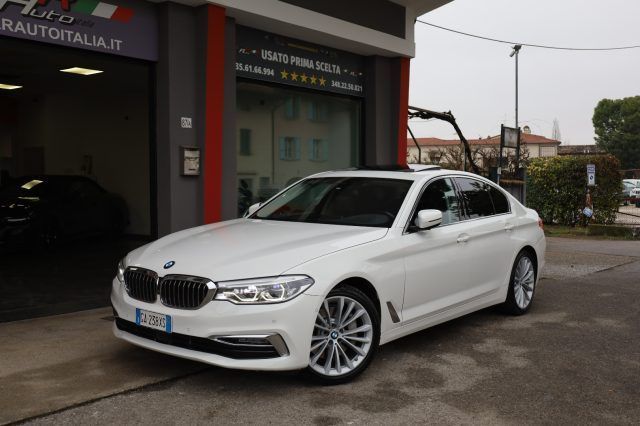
111,278 -> 321,371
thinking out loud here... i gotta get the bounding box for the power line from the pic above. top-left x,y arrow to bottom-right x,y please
416,19 -> 640,51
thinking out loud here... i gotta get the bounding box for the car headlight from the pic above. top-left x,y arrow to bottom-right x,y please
116,258 -> 126,284
214,275 -> 314,304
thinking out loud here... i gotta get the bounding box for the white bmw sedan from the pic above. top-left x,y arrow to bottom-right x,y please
112,166 -> 545,383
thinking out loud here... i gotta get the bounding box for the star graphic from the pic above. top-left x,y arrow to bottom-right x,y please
290,71 -> 299,81
310,75 -> 317,85
319,76 -> 326,86
280,69 -> 289,80
300,73 -> 308,83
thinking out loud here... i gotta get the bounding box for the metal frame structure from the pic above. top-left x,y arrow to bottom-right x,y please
407,106 -> 480,175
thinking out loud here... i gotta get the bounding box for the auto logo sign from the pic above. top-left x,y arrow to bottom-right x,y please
163,261 -> 175,269
0,0 -> 158,60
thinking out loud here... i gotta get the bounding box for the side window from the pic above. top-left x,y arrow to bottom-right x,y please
413,178 -> 461,225
489,185 -> 510,214
455,178 -> 494,219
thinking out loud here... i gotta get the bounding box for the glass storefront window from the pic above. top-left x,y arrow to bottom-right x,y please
236,81 -> 361,216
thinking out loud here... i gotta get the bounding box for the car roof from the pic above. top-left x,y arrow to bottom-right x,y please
310,166 -> 487,183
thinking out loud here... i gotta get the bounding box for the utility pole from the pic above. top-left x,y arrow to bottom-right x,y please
510,44 -> 522,128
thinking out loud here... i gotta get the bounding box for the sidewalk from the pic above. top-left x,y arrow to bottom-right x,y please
0,308 -> 206,425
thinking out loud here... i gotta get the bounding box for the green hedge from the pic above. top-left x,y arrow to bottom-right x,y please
527,155 -> 621,225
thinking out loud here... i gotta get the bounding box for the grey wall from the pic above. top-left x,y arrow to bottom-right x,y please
279,0 -> 406,38
156,4 -> 238,236
364,56 -> 403,165
156,2 -> 203,236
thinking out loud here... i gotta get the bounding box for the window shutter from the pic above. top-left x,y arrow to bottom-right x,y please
322,139 -> 329,161
295,138 -> 301,160
308,102 -> 315,121
307,139 -> 314,160
279,137 -> 286,160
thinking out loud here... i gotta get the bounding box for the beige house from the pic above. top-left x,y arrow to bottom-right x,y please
407,130 -> 561,170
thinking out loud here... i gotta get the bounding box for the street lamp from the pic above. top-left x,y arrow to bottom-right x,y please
508,44 -> 523,186
509,45 -> 522,128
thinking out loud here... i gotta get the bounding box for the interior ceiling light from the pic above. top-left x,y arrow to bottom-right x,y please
0,83 -> 22,90
60,67 -> 103,76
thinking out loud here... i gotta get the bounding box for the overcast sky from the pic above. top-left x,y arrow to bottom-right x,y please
409,0 -> 640,145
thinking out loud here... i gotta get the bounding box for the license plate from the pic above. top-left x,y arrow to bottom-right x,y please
136,308 -> 172,333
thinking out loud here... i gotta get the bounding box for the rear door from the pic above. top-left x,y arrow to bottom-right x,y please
453,177 -> 515,294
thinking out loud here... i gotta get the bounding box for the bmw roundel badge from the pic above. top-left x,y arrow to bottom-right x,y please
163,261 -> 175,269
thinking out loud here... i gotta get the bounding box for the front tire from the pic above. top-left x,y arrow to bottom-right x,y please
306,286 -> 380,384
501,250 -> 537,315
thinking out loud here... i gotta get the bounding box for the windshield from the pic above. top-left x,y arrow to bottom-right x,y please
252,177 -> 414,227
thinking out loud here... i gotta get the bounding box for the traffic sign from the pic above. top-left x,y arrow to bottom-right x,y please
587,164 -> 596,186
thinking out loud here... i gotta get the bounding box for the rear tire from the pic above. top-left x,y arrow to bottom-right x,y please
501,250 -> 537,315
305,285 -> 380,385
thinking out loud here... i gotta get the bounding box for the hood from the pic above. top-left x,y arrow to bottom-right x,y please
128,219 -> 388,281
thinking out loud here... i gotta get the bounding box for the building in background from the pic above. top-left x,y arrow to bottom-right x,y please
407,131 -> 561,171
557,145 -> 606,156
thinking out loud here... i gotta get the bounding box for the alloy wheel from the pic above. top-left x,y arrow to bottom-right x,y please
309,295 -> 373,377
513,256 -> 535,309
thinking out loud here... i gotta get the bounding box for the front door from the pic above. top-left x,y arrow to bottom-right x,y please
401,177 -> 471,323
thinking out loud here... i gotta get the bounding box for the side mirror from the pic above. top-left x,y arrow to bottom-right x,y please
244,203 -> 261,217
414,209 -> 442,230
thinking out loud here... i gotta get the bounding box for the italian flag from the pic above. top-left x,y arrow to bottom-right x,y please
73,0 -> 134,23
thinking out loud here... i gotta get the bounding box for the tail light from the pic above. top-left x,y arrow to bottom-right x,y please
538,218 -> 544,230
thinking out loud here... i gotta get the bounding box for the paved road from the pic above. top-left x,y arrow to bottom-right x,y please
5,238 -> 640,425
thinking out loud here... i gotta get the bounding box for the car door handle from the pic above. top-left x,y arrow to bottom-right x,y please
456,234 -> 469,244
504,223 -> 515,232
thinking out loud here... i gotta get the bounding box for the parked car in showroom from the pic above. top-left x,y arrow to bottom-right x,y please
0,175 -> 128,249
112,165 -> 545,384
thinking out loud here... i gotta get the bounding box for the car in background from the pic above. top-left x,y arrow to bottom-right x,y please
112,166 -> 545,384
0,175 -> 128,249
631,187 -> 640,208
624,179 -> 640,207
622,181 -> 637,205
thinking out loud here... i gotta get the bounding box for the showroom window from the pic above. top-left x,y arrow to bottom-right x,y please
236,81 -> 361,216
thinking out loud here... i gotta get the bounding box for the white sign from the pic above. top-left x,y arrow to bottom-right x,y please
180,117 -> 192,129
587,164 -> 596,186
503,126 -> 519,148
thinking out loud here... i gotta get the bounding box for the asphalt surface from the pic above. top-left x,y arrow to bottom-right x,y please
0,236 -> 148,322
6,238 -> 640,425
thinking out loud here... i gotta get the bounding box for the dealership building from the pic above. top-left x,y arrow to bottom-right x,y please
0,0 -> 449,318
